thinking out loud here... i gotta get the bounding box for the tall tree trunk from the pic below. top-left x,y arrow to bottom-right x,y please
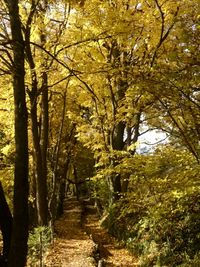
49,92 -> 67,221
31,98 -> 48,226
36,1 -> 49,226
39,0 -> 49,224
37,71 -> 49,226
56,181 -> 66,217
121,113 -> 141,193
40,72 -> 49,200
24,1 -> 49,226
108,80 -> 126,203
105,40 -> 128,204
73,166 -> 80,201
107,121 -> 125,204
4,1 -> 29,266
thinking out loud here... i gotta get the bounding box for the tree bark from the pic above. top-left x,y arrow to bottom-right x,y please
24,3 -> 49,226
30,96 -> 48,226
40,71 -> 49,220
49,92 -> 67,220
38,3 -> 49,225
3,1 -> 29,266
0,182 -> 13,264
109,90 -> 126,202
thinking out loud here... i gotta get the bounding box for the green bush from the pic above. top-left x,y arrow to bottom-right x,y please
28,226 -> 52,266
122,191 -> 200,267
100,147 -> 200,266
179,252 -> 200,267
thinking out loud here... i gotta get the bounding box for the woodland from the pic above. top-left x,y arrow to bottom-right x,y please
0,0 -> 199,266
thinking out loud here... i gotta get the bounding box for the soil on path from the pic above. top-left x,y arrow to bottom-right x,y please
45,197 -> 138,267
45,198 -> 96,267
83,202 -> 138,267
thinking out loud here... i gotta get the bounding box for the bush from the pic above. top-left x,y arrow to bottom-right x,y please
28,226 -> 52,266
99,147 -> 200,266
122,191 -> 200,266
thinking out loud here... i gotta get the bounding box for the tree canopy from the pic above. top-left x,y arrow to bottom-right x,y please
0,0 -> 199,266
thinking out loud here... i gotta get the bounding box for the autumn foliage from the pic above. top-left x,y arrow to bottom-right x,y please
0,0 -> 199,266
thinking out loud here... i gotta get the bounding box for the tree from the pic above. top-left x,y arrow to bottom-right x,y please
2,0 -> 29,266
24,0 -> 49,226
22,0 -> 75,225
0,1 -> 199,265
141,0 -> 200,162
63,0 -> 179,205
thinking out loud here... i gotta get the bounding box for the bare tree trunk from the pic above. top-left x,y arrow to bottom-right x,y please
73,166 -> 80,201
38,71 -> 49,225
49,92 -> 67,220
31,98 -> 48,226
3,1 -> 29,266
24,1 -> 49,226
56,181 -> 66,217
40,72 -> 49,194
39,4 -> 49,225
109,109 -> 126,203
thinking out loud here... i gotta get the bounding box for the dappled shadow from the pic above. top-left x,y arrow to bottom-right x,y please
44,197 -> 138,267
44,197 -> 96,267
82,202 -> 138,267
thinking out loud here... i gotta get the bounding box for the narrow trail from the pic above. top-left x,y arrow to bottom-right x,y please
83,202 -> 138,267
45,198 -> 96,267
45,197 -> 138,267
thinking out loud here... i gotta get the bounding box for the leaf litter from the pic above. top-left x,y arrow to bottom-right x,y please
44,197 -> 138,267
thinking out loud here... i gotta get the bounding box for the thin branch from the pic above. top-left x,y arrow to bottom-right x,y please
54,31 -> 110,57
158,97 -> 199,162
0,54 -> 12,69
139,127 -> 158,136
151,0 -> 179,66
29,41 -> 101,101
143,135 -> 169,146
48,74 -> 72,88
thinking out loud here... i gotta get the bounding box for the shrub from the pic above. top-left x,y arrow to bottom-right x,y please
28,226 -> 52,266
124,191 -> 200,266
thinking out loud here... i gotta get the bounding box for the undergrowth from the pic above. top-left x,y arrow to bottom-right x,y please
102,191 -> 200,266
28,226 -> 52,266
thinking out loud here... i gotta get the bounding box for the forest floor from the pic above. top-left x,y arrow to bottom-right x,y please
44,197 -> 139,267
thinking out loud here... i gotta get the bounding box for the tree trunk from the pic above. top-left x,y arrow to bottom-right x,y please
56,181 -> 66,217
38,5 -> 49,224
24,6 -> 49,226
38,71 -> 49,225
3,1 -> 29,266
40,73 -> 49,195
122,113 -> 141,192
73,166 -> 80,201
31,99 -> 48,226
0,182 -> 13,264
112,121 -> 125,151
108,121 -> 125,202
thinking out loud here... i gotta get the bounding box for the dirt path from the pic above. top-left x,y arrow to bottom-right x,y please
83,202 -> 138,267
44,197 -> 138,267
44,198 -> 96,267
